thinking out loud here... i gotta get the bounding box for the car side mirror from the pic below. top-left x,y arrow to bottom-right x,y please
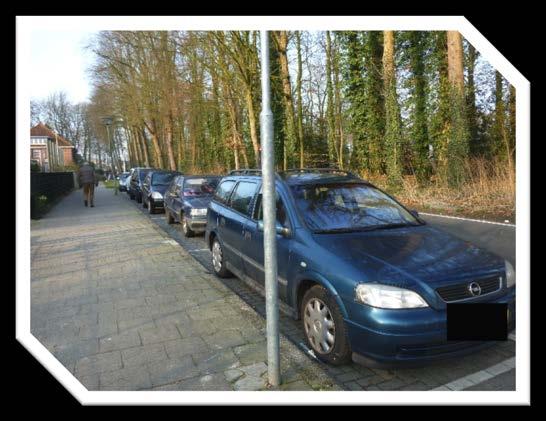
257,221 -> 291,237
410,209 -> 419,218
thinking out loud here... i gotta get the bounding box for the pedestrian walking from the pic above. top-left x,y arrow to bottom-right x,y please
78,162 -> 98,207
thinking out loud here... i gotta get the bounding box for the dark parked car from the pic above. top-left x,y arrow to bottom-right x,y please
164,175 -> 221,237
117,172 -> 131,192
128,167 -> 154,203
142,170 -> 181,214
205,169 -> 516,367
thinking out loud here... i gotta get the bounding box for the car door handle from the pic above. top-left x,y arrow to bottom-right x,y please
220,217 -> 226,227
243,230 -> 251,240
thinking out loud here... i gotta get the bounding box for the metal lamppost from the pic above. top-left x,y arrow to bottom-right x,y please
260,30 -> 280,387
102,116 -> 117,195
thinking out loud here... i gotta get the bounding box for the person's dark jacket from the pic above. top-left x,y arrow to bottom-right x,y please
78,164 -> 97,186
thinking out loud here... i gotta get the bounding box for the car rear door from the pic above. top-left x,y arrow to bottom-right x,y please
240,184 -> 291,301
170,176 -> 185,221
219,180 -> 258,274
164,176 -> 179,214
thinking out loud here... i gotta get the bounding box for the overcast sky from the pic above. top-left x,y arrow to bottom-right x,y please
30,30 -> 97,104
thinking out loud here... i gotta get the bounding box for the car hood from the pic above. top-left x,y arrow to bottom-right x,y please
184,196 -> 213,209
312,224 -> 503,285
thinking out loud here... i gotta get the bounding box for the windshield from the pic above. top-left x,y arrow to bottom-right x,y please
183,177 -> 219,196
290,183 -> 420,233
139,170 -> 151,181
152,172 -> 175,186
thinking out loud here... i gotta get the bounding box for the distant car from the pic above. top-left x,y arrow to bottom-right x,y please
117,172 -> 131,192
128,167 -> 155,203
125,168 -> 136,195
164,175 -> 221,237
141,170 -> 181,214
205,168 -> 516,367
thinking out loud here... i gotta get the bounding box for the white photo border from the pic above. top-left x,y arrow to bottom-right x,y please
16,15 -> 530,405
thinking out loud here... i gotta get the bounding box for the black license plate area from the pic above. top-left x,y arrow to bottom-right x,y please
447,303 -> 508,341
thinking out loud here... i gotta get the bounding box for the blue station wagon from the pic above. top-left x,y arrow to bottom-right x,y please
205,169 -> 516,366
164,175 -> 221,237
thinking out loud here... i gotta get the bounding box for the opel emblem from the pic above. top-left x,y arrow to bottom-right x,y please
468,282 -> 482,296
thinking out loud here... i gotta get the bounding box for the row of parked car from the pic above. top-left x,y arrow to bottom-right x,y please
118,168 -> 220,237
117,167 -> 516,367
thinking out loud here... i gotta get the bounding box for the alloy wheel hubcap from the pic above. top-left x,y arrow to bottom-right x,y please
212,241 -> 222,272
304,298 -> 335,354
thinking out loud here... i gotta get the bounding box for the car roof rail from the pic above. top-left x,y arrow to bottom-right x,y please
228,169 -> 262,176
280,167 -> 359,177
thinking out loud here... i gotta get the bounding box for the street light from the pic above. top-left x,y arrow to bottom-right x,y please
101,116 -> 117,195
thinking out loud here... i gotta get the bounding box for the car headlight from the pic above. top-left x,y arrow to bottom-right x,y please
151,191 -> 163,200
505,260 -> 515,288
190,208 -> 207,216
355,283 -> 429,309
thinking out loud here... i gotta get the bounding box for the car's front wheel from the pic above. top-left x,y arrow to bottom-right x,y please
148,198 -> 155,214
211,237 -> 231,278
181,216 -> 195,237
165,209 -> 174,224
301,285 -> 351,365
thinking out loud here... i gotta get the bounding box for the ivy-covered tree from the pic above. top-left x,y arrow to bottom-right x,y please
382,31 -> 403,186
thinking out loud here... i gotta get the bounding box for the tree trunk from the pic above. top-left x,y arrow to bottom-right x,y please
274,31 -> 298,170
465,42 -> 479,155
509,84 -> 516,159
296,31 -> 304,168
382,30 -> 402,185
140,127 -> 151,167
332,34 -> 344,169
245,90 -> 261,167
447,31 -> 465,95
325,31 -> 337,165
164,114 -> 177,171
445,30 -> 469,186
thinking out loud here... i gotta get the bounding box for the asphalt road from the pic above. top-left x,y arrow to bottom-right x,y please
420,213 -> 516,266
122,189 -> 516,391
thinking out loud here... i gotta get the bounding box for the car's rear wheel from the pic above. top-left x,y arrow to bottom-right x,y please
301,285 -> 351,365
211,238 -> 231,277
181,216 -> 195,237
165,209 -> 174,224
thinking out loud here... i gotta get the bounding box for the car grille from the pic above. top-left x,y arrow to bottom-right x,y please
436,275 -> 502,302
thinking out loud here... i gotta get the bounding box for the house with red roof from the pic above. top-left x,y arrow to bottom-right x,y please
30,122 -> 75,171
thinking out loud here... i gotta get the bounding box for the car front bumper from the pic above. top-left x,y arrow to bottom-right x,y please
187,217 -> 207,232
151,198 -> 164,208
346,288 -> 515,367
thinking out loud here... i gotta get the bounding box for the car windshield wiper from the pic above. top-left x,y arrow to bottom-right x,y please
313,227 -> 375,234
313,222 -> 418,234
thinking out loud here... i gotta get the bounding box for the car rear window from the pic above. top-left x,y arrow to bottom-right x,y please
183,177 -> 220,196
214,180 -> 236,204
229,181 -> 257,215
152,172 -> 175,186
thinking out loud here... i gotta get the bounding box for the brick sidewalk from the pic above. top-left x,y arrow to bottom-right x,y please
31,185 -> 339,391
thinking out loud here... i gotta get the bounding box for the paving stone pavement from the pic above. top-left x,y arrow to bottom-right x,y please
31,185 -> 339,391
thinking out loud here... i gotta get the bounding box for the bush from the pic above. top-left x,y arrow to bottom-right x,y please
363,157 -> 515,222
31,161 -> 41,172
